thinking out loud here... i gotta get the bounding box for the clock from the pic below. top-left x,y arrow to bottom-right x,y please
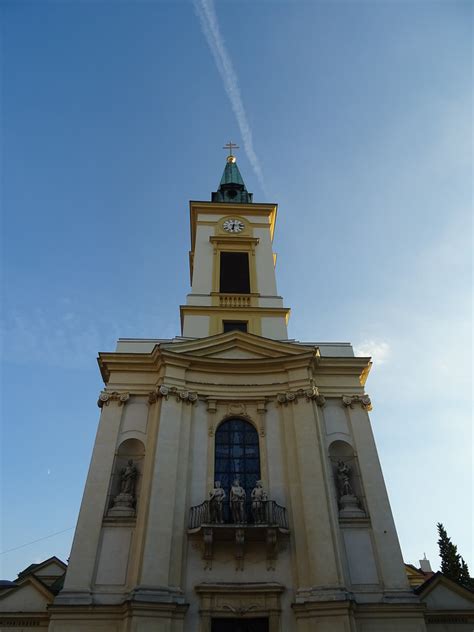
223,218 -> 244,233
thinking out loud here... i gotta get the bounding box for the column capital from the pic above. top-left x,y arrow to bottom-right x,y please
148,384 -> 198,405
276,386 -> 322,406
342,394 -> 372,411
97,390 -> 130,408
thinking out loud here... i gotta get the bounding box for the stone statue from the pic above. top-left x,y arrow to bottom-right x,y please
120,459 -> 138,496
230,479 -> 246,523
109,459 -> 138,517
209,481 -> 226,524
251,480 -> 267,524
335,459 -> 365,518
337,460 -> 353,497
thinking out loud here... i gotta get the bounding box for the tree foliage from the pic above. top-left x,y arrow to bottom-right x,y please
437,523 -> 473,590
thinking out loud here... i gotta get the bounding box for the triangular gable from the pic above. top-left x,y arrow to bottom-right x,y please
0,577 -> 53,611
163,331 -> 316,360
417,573 -> 474,610
17,556 -> 66,580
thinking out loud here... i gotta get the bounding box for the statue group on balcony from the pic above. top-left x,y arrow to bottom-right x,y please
209,481 -> 226,524
230,478 -> 246,523
251,480 -> 268,524
208,479 -> 270,525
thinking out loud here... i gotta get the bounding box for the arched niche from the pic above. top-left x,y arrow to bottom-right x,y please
328,439 -> 366,514
106,438 -> 145,516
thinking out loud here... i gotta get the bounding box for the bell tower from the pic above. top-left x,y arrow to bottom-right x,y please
181,148 -> 290,339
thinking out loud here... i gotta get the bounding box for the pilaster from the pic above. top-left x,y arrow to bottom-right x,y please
59,391 -> 129,601
348,404 -> 412,593
287,397 -> 341,589
137,392 -> 193,601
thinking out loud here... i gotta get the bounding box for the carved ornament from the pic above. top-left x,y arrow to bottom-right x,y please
266,527 -> 278,571
276,386 -> 323,406
97,390 -> 130,408
228,402 -> 246,416
235,528 -> 245,571
342,394 -> 372,411
203,528 -> 213,570
257,399 -> 267,436
222,604 -> 258,616
148,384 -> 198,405
207,398 -> 217,413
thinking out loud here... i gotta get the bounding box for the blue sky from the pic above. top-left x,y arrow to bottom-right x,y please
1,0 -> 471,580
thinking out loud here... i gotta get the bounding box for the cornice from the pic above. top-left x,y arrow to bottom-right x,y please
209,235 -> 260,246
97,345 -> 164,383
97,337 -> 371,395
313,356 -> 372,385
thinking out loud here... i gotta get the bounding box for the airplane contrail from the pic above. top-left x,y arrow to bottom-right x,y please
193,0 -> 267,194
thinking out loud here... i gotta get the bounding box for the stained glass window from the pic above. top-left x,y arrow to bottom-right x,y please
214,418 -> 261,522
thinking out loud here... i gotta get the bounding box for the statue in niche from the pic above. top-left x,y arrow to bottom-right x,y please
209,481 -> 226,524
251,480 -> 268,524
335,459 -> 365,518
230,479 -> 246,523
120,459 -> 138,496
109,459 -> 138,517
337,460 -> 354,497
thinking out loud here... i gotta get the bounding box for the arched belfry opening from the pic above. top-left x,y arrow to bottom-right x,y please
214,418 -> 260,521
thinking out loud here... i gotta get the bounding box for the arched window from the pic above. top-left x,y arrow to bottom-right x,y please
214,418 -> 260,520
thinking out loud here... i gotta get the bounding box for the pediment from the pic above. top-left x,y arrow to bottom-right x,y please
0,578 -> 52,611
18,556 -> 66,580
417,574 -> 474,610
163,331 -> 315,361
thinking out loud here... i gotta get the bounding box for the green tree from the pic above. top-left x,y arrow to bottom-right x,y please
437,523 -> 473,590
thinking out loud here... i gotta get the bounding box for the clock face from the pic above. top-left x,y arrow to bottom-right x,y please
223,218 -> 245,233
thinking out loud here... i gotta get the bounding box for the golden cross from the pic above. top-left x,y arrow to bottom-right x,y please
223,141 -> 240,157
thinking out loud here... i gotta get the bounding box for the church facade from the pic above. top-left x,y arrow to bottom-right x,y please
48,154 -> 428,631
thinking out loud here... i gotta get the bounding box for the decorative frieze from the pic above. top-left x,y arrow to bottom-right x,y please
276,386 -> 324,406
342,394 -> 372,411
97,390 -> 130,408
148,384 -> 198,405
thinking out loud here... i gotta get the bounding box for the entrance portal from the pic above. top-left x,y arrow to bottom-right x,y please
211,618 -> 269,632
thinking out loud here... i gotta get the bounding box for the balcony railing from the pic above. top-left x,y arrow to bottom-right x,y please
188,500 -> 289,531
188,500 -> 289,570
219,294 -> 251,308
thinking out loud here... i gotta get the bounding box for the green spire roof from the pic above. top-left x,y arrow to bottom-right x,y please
211,156 -> 253,204
219,160 -> 245,187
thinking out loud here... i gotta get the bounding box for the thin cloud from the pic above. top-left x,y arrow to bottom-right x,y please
193,0 -> 266,194
354,340 -> 391,365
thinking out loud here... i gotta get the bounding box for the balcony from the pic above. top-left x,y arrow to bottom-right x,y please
218,294 -> 252,308
188,500 -> 289,570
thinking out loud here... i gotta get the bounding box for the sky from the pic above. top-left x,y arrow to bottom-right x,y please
1,0 -> 472,581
